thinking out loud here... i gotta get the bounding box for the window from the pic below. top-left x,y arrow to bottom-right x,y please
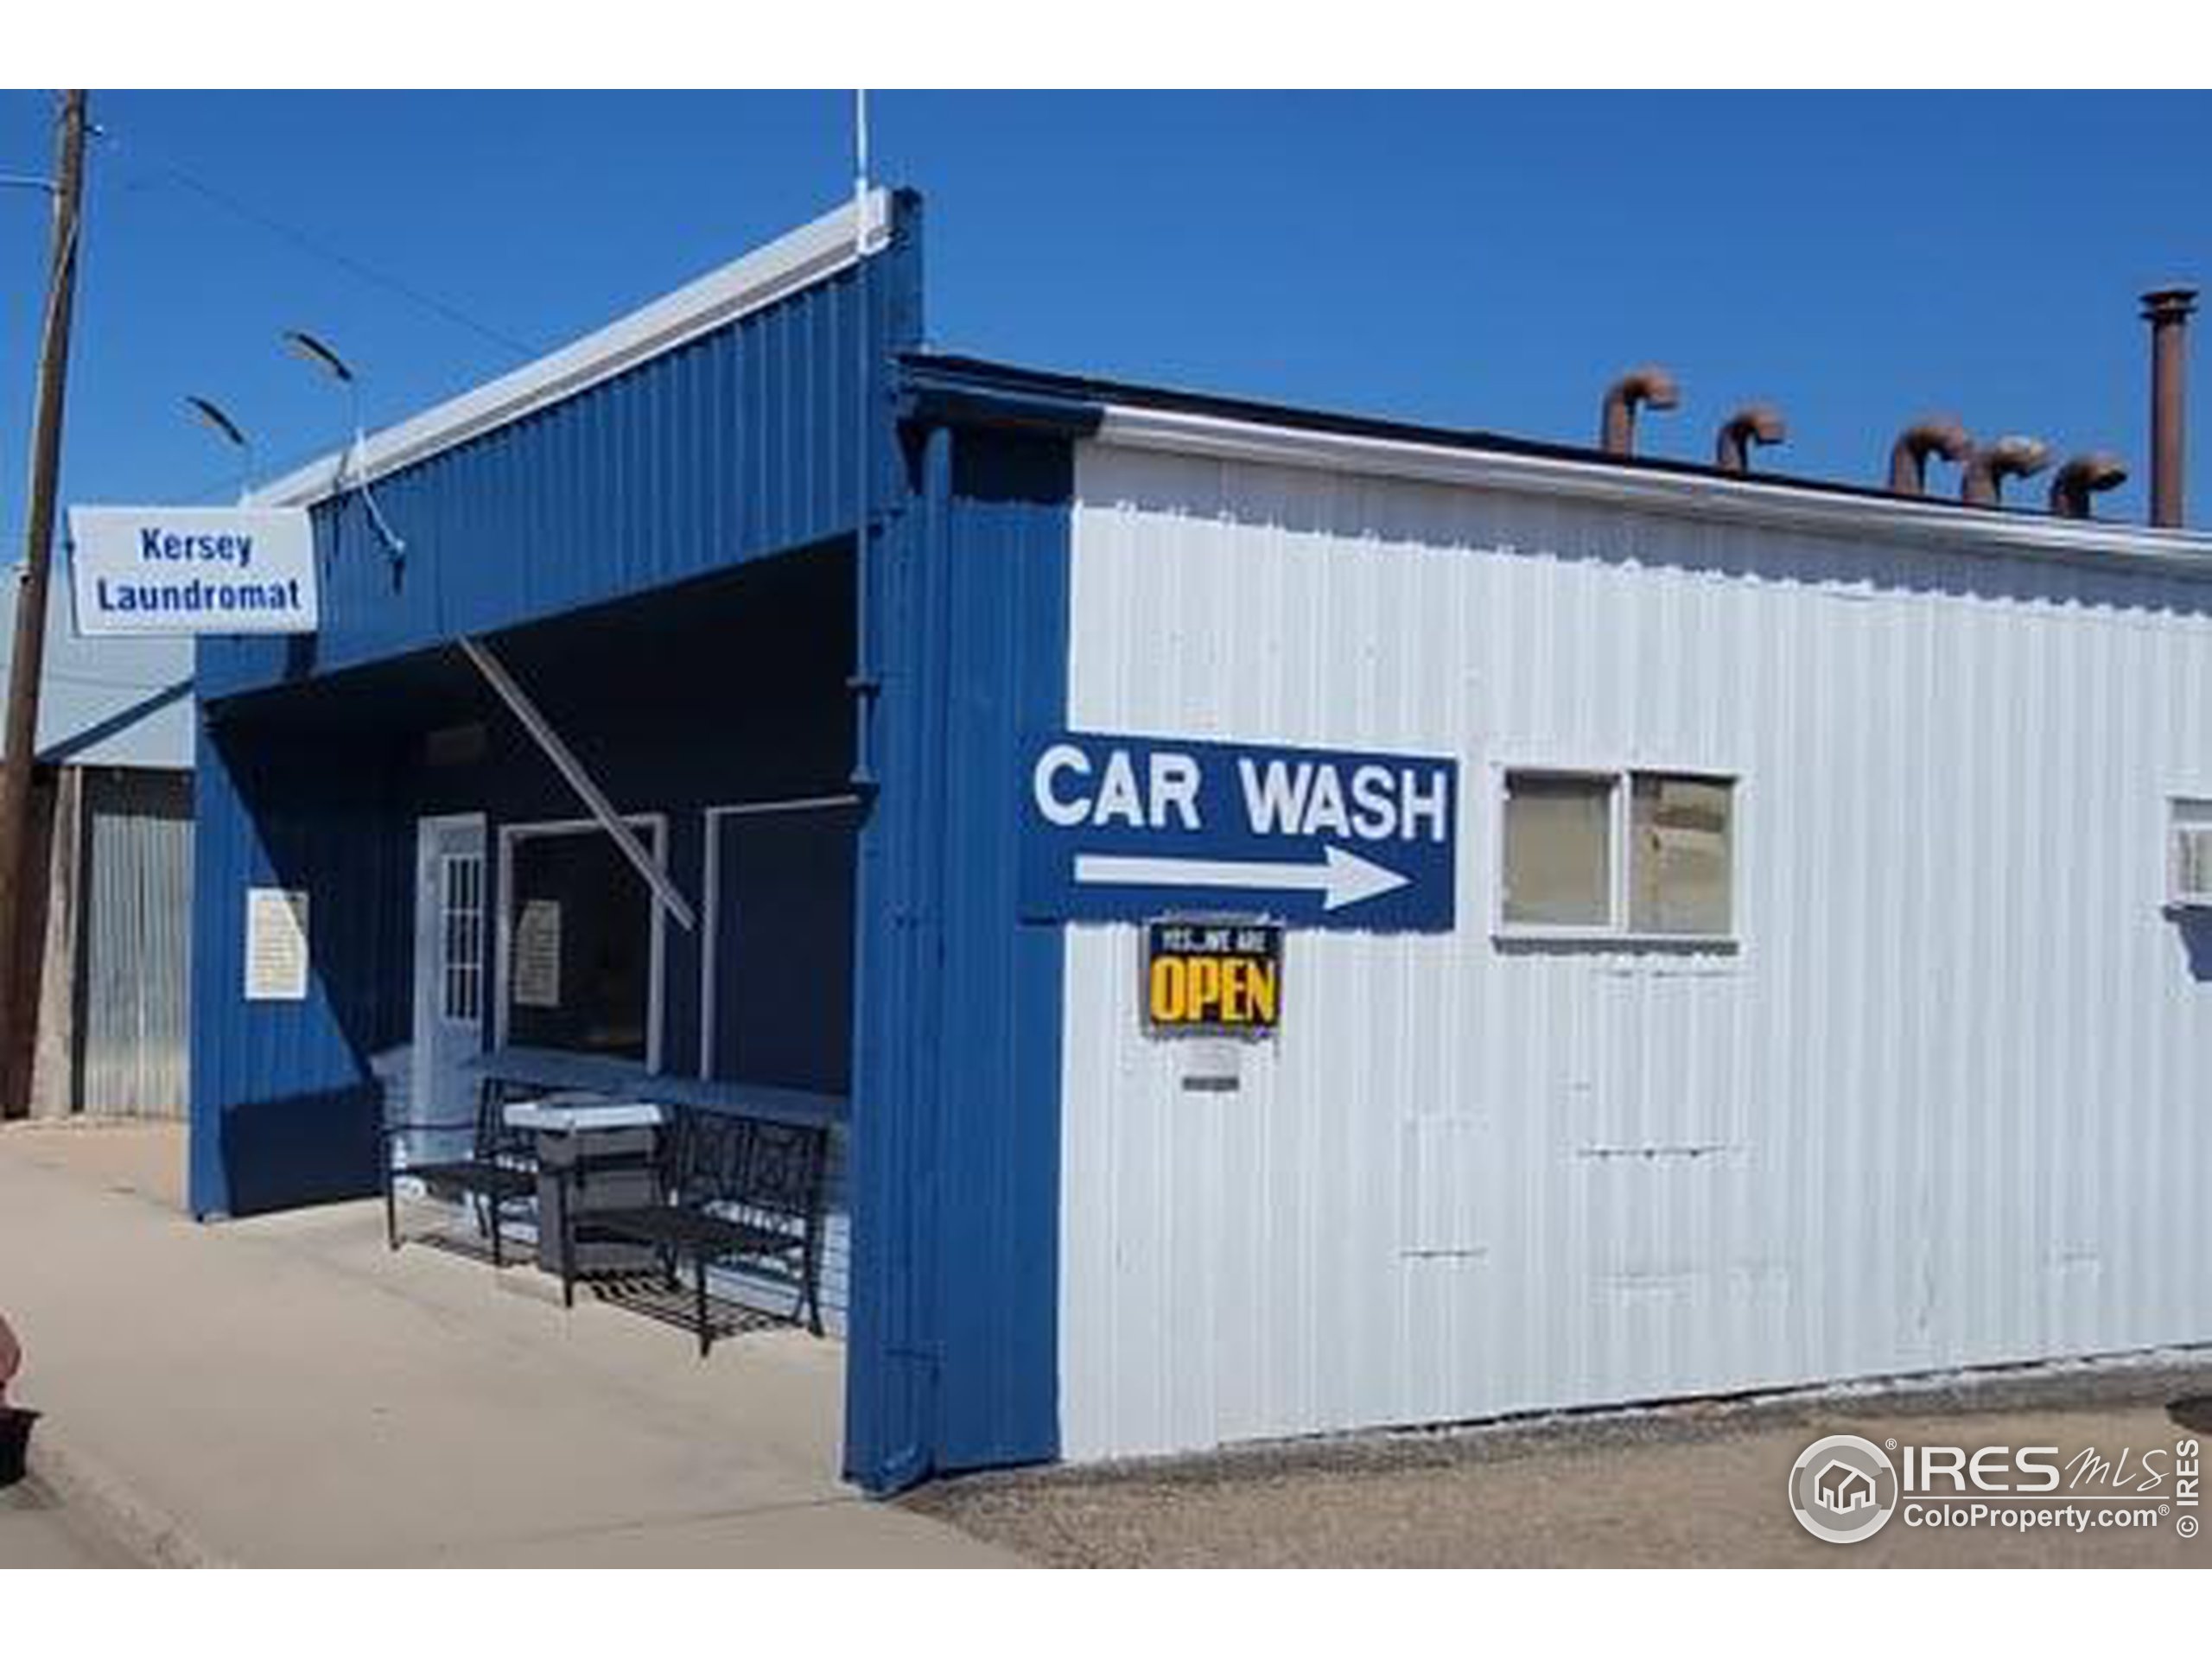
2171,799 -> 2212,908
1630,774 -> 1733,936
1501,772 -> 1615,926
1499,767 -> 1736,940
439,852 -> 484,1023
500,821 -> 663,1065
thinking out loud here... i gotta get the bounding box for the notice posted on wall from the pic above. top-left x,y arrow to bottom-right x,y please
244,887 -> 309,1002
512,899 -> 563,1009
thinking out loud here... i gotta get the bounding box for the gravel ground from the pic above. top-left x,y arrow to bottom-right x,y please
906,1364 -> 2212,1567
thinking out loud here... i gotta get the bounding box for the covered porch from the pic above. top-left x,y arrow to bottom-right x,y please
191,538 -> 866,1351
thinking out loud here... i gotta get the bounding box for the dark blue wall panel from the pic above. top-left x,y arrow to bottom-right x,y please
188,721 -> 413,1217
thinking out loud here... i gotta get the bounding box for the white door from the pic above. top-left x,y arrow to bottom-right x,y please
411,814 -> 488,1149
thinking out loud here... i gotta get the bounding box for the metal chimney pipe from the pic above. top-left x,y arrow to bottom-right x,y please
1887,416 -> 1973,496
1600,365 -> 1680,457
2143,286 -> 2197,528
2048,452 -> 2129,520
1714,404 -> 1787,474
1961,435 -> 2051,506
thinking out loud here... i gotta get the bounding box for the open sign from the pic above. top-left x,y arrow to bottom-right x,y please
1143,918 -> 1282,1038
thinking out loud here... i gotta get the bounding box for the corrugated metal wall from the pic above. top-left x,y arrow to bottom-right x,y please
79,771 -> 193,1116
189,722 -> 415,1217
845,423 -> 1071,1488
1058,438 -> 2212,1462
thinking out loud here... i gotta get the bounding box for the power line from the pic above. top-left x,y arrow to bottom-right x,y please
94,124 -> 540,361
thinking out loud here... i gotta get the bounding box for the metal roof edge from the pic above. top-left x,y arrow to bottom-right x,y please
251,188 -> 893,508
898,359 -> 1104,438
35,677 -> 196,768
1093,404 -> 2212,578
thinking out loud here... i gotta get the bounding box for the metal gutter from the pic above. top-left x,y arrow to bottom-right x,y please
1094,404 -> 2212,578
898,372 -> 1103,440
251,189 -> 891,508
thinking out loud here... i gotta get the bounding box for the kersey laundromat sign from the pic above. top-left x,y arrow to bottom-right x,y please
67,506 -> 318,636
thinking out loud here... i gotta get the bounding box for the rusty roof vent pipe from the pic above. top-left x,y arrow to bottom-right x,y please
1961,435 -> 2051,506
2049,452 -> 2129,520
1714,404 -> 1787,474
1887,416 -> 1973,496
2144,286 -> 2197,528
1600,365 -> 1680,457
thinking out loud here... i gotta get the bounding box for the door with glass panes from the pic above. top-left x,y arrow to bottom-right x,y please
412,814 -> 488,1143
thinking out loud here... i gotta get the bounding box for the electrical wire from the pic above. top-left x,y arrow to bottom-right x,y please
92,124 -> 540,362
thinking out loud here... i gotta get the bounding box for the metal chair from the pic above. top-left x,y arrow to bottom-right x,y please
382,1076 -> 538,1266
566,1108 -> 827,1353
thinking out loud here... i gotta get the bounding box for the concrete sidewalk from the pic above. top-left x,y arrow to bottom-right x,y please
0,1124 -> 1020,1567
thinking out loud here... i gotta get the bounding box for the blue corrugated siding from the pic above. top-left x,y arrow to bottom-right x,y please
200,203 -> 917,702
845,424 -> 1072,1490
189,721 -> 413,1217
189,195 -> 1093,1492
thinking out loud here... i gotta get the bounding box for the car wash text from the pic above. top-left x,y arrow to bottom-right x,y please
1020,731 -> 1459,931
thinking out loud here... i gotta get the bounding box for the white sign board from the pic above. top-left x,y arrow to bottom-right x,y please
67,506 -> 319,636
245,888 -> 310,1002
512,899 -> 563,1009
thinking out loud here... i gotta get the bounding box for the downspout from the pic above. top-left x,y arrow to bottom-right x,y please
849,191 -> 882,796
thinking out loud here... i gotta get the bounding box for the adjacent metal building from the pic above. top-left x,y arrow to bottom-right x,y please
188,190 -> 2212,1491
2,596 -> 194,1122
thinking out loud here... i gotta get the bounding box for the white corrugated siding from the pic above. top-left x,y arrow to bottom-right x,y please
1058,438 -> 2212,1462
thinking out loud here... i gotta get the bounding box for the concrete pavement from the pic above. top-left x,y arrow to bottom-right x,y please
0,1478 -> 133,1567
0,1123 -> 1020,1567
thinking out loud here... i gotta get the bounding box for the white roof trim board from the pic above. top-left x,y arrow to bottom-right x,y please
1095,404 -> 2212,577
251,189 -> 890,508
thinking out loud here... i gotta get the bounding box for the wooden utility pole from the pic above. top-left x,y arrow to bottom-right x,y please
0,91 -> 89,1113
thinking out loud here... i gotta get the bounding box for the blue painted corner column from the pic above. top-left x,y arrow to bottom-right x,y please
843,413 -> 1077,1491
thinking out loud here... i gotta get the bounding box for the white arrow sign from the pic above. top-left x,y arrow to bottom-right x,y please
1073,844 -> 1411,912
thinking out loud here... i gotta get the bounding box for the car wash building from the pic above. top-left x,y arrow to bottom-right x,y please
188,189 -> 2212,1492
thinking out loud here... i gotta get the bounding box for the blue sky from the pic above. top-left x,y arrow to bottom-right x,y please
3,91 -> 2209,738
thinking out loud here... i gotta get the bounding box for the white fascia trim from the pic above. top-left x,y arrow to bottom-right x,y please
1093,404 -> 2212,578
252,188 -> 891,508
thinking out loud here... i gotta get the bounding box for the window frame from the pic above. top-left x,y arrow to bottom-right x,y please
493,813 -> 670,1073
1491,760 -> 1741,948
2166,796 -> 2212,911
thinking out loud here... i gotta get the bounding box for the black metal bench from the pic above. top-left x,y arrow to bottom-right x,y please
382,1075 -> 538,1266
561,1108 -> 828,1354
